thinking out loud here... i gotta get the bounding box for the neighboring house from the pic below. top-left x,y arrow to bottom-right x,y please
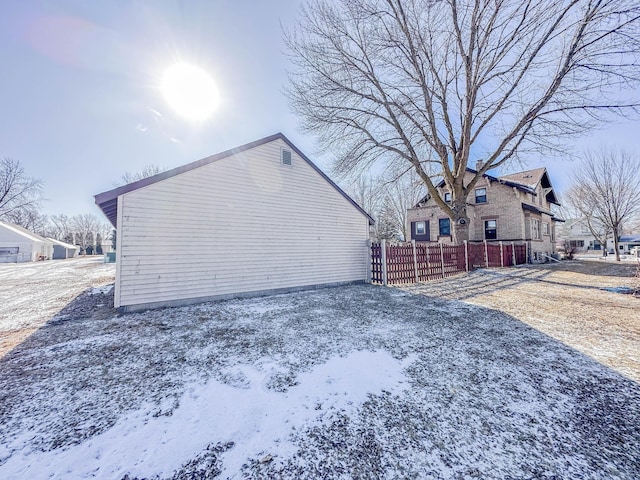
95,133 -> 374,312
48,238 -> 79,259
616,234 -> 640,254
407,166 -> 563,262
556,218 -> 610,253
0,220 -> 53,263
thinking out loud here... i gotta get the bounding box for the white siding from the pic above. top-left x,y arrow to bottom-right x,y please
0,224 -> 51,262
116,138 -> 370,309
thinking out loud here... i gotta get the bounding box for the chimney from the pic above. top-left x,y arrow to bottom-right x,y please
476,160 -> 484,171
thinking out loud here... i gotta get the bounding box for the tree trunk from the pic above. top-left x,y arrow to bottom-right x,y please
613,227 -> 620,261
450,199 -> 470,245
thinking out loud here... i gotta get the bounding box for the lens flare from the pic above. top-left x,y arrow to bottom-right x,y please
161,63 -> 219,122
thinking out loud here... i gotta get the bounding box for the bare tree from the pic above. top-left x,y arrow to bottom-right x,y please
47,214 -> 74,243
566,148 -> 640,261
0,158 -> 44,222
285,0 -> 640,244
120,164 -> 166,185
5,210 -> 48,235
71,214 -> 102,254
347,174 -> 385,238
382,169 -> 425,241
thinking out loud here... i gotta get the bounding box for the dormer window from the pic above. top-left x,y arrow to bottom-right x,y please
475,188 -> 487,203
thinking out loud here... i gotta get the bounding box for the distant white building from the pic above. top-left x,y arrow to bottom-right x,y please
0,220 -> 53,263
48,238 -> 79,259
616,235 -> 640,255
557,218 -> 611,252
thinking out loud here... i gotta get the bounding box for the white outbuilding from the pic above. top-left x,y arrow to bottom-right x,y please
95,133 -> 374,312
48,238 -> 79,259
0,220 -> 54,263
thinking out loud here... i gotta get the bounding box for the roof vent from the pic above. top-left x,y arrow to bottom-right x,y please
281,149 -> 292,166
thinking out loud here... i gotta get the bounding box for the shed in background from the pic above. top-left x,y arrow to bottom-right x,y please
49,238 -> 79,259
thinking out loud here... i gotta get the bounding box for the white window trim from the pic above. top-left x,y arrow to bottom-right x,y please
475,187 -> 487,203
531,219 -> 541,240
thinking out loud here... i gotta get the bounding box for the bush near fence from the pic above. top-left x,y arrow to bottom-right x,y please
371,240 -> 527,285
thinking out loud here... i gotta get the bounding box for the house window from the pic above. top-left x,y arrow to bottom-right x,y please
475,188 -> 487,203
439,218 -> 451,236
484,220 -> 497,240
531,219 -> 541,240
543,222 -> 550,235
281,149 -> 292,166
411,221 -> 430,241
444,192 -> 451,203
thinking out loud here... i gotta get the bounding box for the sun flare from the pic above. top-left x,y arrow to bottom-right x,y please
161,63 -> 219,122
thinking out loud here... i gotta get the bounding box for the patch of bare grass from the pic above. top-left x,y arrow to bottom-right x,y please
403,260 -> 640,382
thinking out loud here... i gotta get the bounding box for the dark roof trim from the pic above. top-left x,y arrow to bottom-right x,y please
521,203 -> 555,216
95,133 -> 374,227
619,235 -> 640,242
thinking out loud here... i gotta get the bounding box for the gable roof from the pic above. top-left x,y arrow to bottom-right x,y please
0,220 -> 49,243
48,238 -> 79,250
419,166 -> 560,206
500,168 -> 559,205
499,168 -> 547,189
95,133 -> 374,228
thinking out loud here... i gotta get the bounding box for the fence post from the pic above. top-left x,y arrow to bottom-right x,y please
381,239 -> 388,286
440,242 -> 445,279
412,240 -> 419,283
366,239 -> 372,283
512,242 -> 516,266
500,241 -> 504,267
484,240 -> 489,268
426,243 -> 431,280
464,240 -> 469,272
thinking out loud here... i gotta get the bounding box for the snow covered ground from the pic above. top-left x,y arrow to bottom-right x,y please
0,269 -> 639,478
0,257 -> 115,357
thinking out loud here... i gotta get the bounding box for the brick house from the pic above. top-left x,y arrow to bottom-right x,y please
407,166 -> 563,262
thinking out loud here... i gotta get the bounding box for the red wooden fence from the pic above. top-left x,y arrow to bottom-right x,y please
371,240 -> 528,285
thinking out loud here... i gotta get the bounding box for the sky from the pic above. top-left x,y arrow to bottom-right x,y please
1,0 -> 640,218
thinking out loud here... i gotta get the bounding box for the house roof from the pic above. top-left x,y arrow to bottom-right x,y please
434,168 -> 537,196
500,168 -> 559,205
95,133 -> 375,228
499,168 -> 547,189
0,220 -> 49,243
420,166 -> 560,207
619,234 -> 640,243
521,202 -> 563,222
48,238 -> 79,250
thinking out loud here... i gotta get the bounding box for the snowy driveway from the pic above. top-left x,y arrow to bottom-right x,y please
0,257 -> 115,357
0,279 -> 639,478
